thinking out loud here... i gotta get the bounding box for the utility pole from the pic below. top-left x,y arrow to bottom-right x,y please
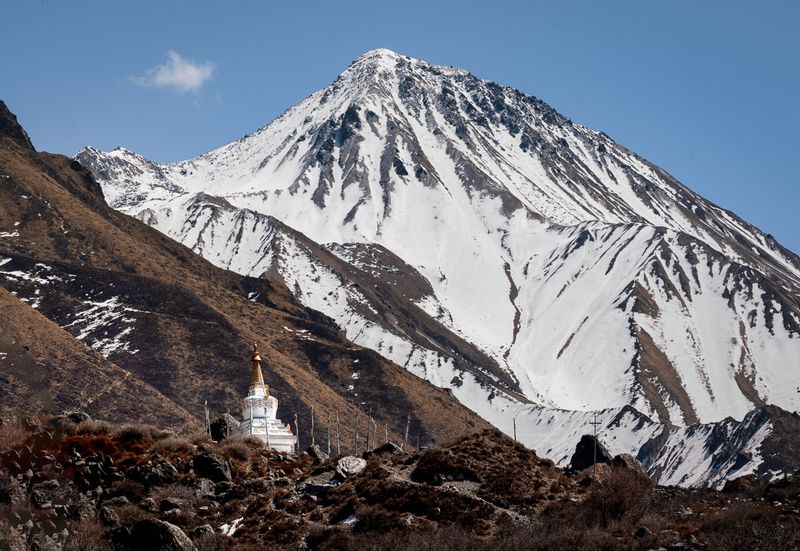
589,412 -> 602,474
403,414 -> 411,452
513,417 -> 517,444
327,415 -> 331,456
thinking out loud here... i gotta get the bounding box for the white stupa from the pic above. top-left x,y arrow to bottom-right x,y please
238,343 -> 297,453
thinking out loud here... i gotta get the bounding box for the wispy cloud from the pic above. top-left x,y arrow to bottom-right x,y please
134,51 -> 215,94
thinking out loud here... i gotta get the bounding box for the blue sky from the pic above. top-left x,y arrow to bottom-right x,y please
2,1 -> 798,252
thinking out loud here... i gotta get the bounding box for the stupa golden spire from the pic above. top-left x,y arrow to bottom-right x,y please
250,342 -> 268,395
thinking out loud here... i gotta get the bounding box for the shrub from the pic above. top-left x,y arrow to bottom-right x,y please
64,520 -> 109,551
114,504 -> 152,526
74,419 -> 114,436
109,479 -> 147,502
0,419 -> 30,451
584,466 -> 652,526
149,436 -> 194,454
114,424 -> 155,443
410,449 -> 479,485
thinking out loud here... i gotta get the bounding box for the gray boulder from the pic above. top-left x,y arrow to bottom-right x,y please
336,456 -> 367,479
191,454 -> 231,482
130,519 -> 194,551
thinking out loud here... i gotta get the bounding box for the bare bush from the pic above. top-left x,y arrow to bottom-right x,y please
149,436 -> 194,454
74,419 -> 114,436
585,466 -> 652,526
0,419 -> 29,452
64,520 -> 109,551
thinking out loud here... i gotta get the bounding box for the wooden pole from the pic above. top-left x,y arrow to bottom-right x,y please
403,414 -> 411,451
311,405 -> 316,448
384,423 -> 389,445
354,412 -> 360,454
513,417 -> 517,443
327,415 -> 331,456
336,411 -> 341,456
365,415 -> 371,452
294,413 -> 300,450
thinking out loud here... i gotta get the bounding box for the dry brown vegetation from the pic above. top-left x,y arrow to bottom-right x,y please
1,413 -> 799,550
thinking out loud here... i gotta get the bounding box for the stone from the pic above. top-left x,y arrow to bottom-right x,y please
100,505 -> 119,526
242,478 -> 274,494
367,442 -> 402,458
569,434 -> 612,472
129,519 -> 194,551
611,453 -> 650,480
140,498 -> 160,513
142,460 -> 179,487
190,524 -> 214,539
191,454 -> 231,482
103,496 -> 130,508
70,495 -> 97,520
192,478 -> 216,499
306,445 -> 329,463
722,474 -> 758,494
160,497 -> 188,513
634,526 -> 653,539
336,456 -> 367,479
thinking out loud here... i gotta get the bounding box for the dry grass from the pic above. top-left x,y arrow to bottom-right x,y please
64,520 -> 110,551
149,436 -> 195,454
0,419 -> 30,452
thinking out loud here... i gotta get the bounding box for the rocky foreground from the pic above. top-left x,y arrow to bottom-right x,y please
1,413 -> 799,550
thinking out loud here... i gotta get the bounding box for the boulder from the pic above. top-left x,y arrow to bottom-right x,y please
336,456 -> 367,479
103,496 -> 130,508
192,478 -> 216,499
364,441 -> 402,459
140,498 -> 159,513
100,505 -> 120,526
129,519 -> 194,551
141,460 -> 179,487
160,497 -> 189,513
190,524 -> 214,539
611,453 -> 649,480
306,445 -> 329,463
191,454 -> 231,482
569,434 -> 612,472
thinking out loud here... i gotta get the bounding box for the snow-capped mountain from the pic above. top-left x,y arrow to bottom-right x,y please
76,49 -> 800,484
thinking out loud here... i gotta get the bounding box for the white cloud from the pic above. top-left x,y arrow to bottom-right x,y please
134,51 -> 215,94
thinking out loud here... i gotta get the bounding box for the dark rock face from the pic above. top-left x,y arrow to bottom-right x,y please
569,434 -> 612,472
129,519 -> 194,551
0,100 -> 34,150
191,454 -> 231,482
210,414 -> 240,441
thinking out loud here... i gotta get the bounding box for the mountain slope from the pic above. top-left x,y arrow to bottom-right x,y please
75,50 -> 800,483
0,99 -> 489,445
